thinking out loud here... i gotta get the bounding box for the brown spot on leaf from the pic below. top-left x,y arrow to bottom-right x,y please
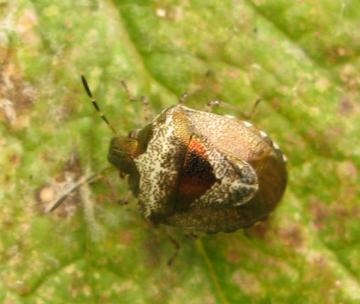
9,152 -> 21,167
232,271 -> 264,297
336,161 -> 358,182
35,151 -> 83,218
310,198 -> 360,242
326,45 -> 355,66
16,8 -> 39,45
338,97 -> 354,115
0,49 -> 35,128
226,250 -> 240,264
339,64 -> 360,91
244,219 -> 272,239
310,199 -> 330,230
119,231 -> 134,246
279,224 -> 304,248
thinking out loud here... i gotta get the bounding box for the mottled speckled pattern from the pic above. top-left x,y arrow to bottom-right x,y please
110,104 -> 287,233
190,133 -> 258,208
134,107 -> 186,218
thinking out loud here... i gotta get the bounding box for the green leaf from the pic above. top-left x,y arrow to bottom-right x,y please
1,0 -> 360,303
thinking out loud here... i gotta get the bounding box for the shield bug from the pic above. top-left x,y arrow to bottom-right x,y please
52,76 -> 287,234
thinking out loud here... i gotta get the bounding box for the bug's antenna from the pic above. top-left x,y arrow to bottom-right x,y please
81,75 -> 117,135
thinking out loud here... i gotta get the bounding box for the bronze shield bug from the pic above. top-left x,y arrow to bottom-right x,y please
50,76 -> 287,234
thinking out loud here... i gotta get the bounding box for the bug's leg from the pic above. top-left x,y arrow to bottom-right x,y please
139,95 -> 152,124
204,98 -> 262,118
164,229 -> 181,266
179,70 -> 216,106
117,190 -> 132,205
119,81 -> 153,124
119,80 -> 137,102
184,231 -> 198,240
178,92 -> 189,104
204,99 -> 221,112
179,69 -> 261,116
241,98 -> 262,120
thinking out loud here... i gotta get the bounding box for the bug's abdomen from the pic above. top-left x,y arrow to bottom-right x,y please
248,152 -> 287,215
163,205 -> 259,233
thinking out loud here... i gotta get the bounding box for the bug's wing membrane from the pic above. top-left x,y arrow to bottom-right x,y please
191,134 -> 259,208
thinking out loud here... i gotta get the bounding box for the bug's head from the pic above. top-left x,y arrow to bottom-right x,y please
108,135 -> 139,175
81,75 -> 139,174
108,124 -> 152,175
81,75 -> 152,177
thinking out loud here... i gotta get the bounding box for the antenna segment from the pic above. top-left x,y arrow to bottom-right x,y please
81,75 -> 117,134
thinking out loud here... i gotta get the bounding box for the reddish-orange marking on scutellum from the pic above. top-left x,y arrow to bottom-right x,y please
178,137 -> 216,202
187,138 -> 207,158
